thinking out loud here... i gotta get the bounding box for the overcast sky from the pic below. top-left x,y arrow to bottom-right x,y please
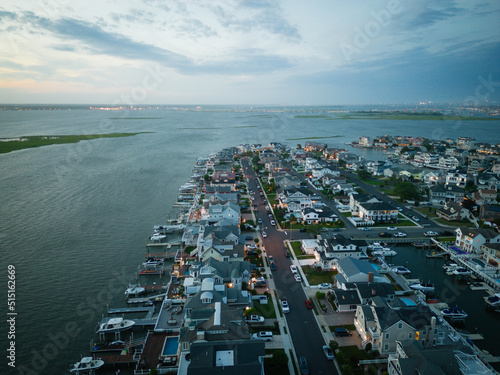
1,0 -> 499,105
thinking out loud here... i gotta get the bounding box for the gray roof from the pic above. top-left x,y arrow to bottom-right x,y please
359,202 -> 397,211
187,340 -> 265,375
355,282 -> 395,299
202,258 -> 251,280
333,289 -> 361,306
337,257 -> 381,278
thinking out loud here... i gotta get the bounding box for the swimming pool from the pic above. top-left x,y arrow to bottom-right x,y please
371,264 -> 380,270
162,336 -> 179,356
400,298 -> 417,306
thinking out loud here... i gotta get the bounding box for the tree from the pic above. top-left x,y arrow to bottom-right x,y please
394,181 -> 421,201
358,169 -> 372,179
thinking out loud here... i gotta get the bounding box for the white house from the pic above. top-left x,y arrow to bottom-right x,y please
208,202 -> 241,226
445,172 -> 467,188
455,227 -> 500,255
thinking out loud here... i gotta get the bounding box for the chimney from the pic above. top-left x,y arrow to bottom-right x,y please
372,288 -> 376,296
368,272 -> 374,282
431,316 -> 436,331
197,330 -> 205,341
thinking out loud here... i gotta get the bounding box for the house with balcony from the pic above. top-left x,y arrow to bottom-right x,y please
445,172 -> 467,188
207,202 -> 240,226
301,207 -> 338,224
455,227 -> 500,255
211,172 -> 236,187
483,243 -> 500,268
350,193 -> 381,213
438,156 -> 460,170
314,236 -> 366,270
358,202 -> 399,223
476,173 -> 500,191
334,257 -> 389,289
196,258 -> 251,289
354,301 -> 438,355
429,185 -> 464,205
278,187 -> 316,213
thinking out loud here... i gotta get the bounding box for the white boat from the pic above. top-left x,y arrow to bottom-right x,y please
95,317 -> 135,334
143,258 -> 164,266
392,266 -> 411,275
372,249 -> 397,257
441,307 -> 468,320
70,357 -> 104,373
485,293 -> 500,308
124,284 -> 146,296
410,283 -> 435,292
453,267 -> 472,276
443,263 -> 459,274
150,233 -> 166,241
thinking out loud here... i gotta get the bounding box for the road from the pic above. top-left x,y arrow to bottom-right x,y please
242,159 -> 338,375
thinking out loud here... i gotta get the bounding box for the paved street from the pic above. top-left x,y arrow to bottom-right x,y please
242,159 -> 339,375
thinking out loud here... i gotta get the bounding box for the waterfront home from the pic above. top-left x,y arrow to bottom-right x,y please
354,302 -> 438,355
197,258 -> 251,289
387,340 -> 492,375
211,172 -> 236,187
438,156 -> 460,170
184,340 -> 265,375
332,282 -> 395,312
436,202 -> 470,222
455,227 -> 500,255
199,241 -> 245,263
335,258 -> 389,289
384,168 -> 395,178
429,184 -> 464,205
358,202 -> 399,223
422,171 -> 443,186
350,193 -> 381,213
468,159 -> 489,174
445,172 -> 467,188
304,141 -> 328,152
358,136 -> 373,148
313,236 -> 366,270
483,243 -> 500,269
332,289 -> 361,312
479,203 -> 500,222
206,202 -> 240,226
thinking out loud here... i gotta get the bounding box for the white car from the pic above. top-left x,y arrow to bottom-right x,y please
359,227 -> 371,231
387,227 -> 397,231
412,215 -> 420,222
424,231 -> 438,237
393,232 -> 407,237
270,220 -> 276,226
251,331 -> 273,341
262,231 -> 267,238
281,300 -> 290,313
318,283 -> 332,289
290,265 -> 298,274
294,274 -> 302,282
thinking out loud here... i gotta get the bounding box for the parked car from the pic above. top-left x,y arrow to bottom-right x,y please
424,231 -> 438,237
299,227 -> 307,232
299,356 -> 309,375
393,232 -> 407,237
322,345 -> 334,360
245,315 -> 265,325
281,299 -> 290,313
359,227 -> 371,231
251,331 -> 273,341
270,220 -> 276,226
290,265 -> 298,274
294,274 -> 302,282
262,231 -> 267,238
412,215 -> 420,221
245,236 -> 253,241
334,327 -> 352,337
387,227 -> 397,231
318,283 -> 332,289
304,299 -> 313,309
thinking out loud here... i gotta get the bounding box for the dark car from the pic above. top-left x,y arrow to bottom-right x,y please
304,299 -> 313,309
299,228 -> 307,232
299,356 -> 309,375
379,232 -> 391,237
334,327 -> 352,337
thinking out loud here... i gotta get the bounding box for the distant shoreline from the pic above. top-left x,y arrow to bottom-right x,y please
295,112 -> 499,121
0,133 -> 150,154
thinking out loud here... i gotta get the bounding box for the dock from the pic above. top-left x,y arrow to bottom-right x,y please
108,306 -> 155,315
127,293 -> 167,304
146,241 -> 181,248
99,353 -> 136,364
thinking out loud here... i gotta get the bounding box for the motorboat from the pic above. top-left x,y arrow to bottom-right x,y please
453,267 -> 472,276
69,357 -> 104,373
372,248 -> 397,257
392,266 -> 411,275
485,293 -> 500,308
124,284 -> 146,296
143,257 -> 164,266
150,233 -> 166,241
443,263 -> 459,274
441,307 -> 468,320
410,283 -> 435,292
95,317 -> 135,334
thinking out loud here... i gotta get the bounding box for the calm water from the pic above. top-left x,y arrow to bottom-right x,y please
0,108 -> 499,374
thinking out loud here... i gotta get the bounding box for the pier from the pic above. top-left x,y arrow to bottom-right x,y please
108,306 -> 155,315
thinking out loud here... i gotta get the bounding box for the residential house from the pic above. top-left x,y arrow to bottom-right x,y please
429,185 -> 464,205
384,169 -> 395,178
436,202 -> 470,221
387,340 -> 487,375
207,202 -> 240,226
197,258 -> 251,289
358,202 -> 399,223
483,243 -> 500,268
445,172 -> 467,188
199,241 -> 245,263
332,289 -> 361,312
422,171 -> 442,186
479,204 -> 500,222
476,173 -> 500,191
314,236 -> 366,270
278,187 -> 315,213
455,227 -> 500,255
350,193 -> 381,213
492,163 -> 500,175
354,302 -> 438,354
211,172 -> 236,187
358,136 -> 373,148
457,137 -> 475,150
332,282 -> 395,312
438,156 -> 460,170
186,340 -> 265,375
478,189 -> 497,204
301,207 -> 338,224
304,141 -> 328,152
334,258 -> 389,289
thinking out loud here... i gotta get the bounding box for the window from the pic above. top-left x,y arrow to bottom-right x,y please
398,322 -> 403,329
385,333 -> 390,340
408,332 -> 413,339
384,343 -> 389,351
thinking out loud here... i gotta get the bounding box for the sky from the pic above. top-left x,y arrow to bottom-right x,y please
0,0 -> 499,105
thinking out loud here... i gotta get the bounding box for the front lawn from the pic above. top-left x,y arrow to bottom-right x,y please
253,295 -> 277,319
434,218 -> 475,227
302,265 -> 337,285
396,219 -> 418,227
264,349 -> 290,375
290,241 -> 303,257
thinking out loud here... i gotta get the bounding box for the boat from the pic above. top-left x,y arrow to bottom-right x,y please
142,257 -> 164,266
124,284 -> 146,296
453,267 -> 473,276
150,233 -> 166,241
372,249 -> 397,257
441,307 -> 468,320
409,283 -> 435,292
484,293 -> 500,308
392,266 -> 411,275
95,317 -> 135,334
69,357 -> 104,373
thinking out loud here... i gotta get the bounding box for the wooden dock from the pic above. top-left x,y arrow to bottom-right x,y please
99,353 -> 136,364
108,306 -> 154,314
